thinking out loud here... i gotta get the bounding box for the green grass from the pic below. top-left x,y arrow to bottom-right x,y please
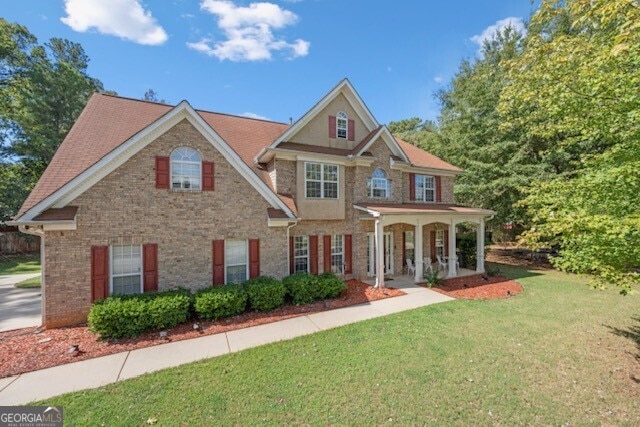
40,264 -> 640,425
15,275 -> 41,288
0,254 -> 41,275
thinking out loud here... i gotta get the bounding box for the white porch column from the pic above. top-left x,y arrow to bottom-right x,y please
476,218 -> 486,273
448,220 -> 457,278
375,217 -> 385,288
414,219 -> 423,282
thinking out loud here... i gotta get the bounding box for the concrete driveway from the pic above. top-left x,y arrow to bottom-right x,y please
0,273 -> 42,332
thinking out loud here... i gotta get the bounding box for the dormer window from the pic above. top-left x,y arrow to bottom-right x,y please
368,168 -> 390,198
171,147 -> 201,190
336,111 -> 348,139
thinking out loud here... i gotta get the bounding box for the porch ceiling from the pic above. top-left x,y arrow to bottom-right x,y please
354,203 -> 495,216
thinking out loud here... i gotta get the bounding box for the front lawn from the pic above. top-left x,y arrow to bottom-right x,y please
15,275 -> 41,289
40,264 -> 640,425
0,254 -> 41,275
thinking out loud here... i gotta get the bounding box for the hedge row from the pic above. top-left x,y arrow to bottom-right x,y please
88,273 -> 347,339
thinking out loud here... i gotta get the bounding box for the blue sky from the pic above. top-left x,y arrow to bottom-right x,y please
3,0 -> 536,125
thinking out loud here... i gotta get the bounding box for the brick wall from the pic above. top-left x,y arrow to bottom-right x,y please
43,119 -> 288,327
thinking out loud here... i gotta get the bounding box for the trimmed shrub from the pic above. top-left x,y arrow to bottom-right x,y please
315,272 -> 347,299
245,276 -> 286,312
194,284 -> 247,320
283,272 -> 317,305
88,288 -> 192,339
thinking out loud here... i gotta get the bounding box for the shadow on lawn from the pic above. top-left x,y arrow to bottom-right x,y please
606,316 -> 640,383
486,262 -> 545,280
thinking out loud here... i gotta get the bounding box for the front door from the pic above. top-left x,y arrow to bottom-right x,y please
367,232 -> 394,276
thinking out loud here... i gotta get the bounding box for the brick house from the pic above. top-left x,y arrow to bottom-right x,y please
10,79 -> 494,328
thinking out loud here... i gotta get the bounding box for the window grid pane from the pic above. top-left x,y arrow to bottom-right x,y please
331,235 -> 344,274
111,245 -> 142,296
336,112 -> 347,139
305,163 -> 338,199
436,230 -> 445,258
225,240 -> 247,284
171,147 -> 202,190
294,236 -> 309,273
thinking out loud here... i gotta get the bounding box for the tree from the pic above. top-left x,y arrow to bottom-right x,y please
503,0 -> 640,293
0,19 -> 104,221
143,88 -> 165,103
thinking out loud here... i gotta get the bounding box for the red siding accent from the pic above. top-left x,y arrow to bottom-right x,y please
289,236 -> 294,274
344,234 -> 352,274
202,161 -> 215,191
155,156 -> 170,189
435,176 -> 442,202
249,239 -> 260,279
409,173 -> 416,201
347,119 -> 355,141
323,235 -> 332,272
309,235 -> 318,275
213,240 -> 225,285
430,230 -> 437,262
91,246 -> 109,302
143,243 -> 158,292
329,116 -> 337,138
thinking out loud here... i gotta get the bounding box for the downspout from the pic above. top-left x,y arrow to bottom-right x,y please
19,225 -> 45,329
286,221 -> 298,276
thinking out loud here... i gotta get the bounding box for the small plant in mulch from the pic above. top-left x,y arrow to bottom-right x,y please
486,265 -> 502,276
423,270 -> 443,288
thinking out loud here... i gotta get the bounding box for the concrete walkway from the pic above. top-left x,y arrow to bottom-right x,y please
0,273 -> 42,333
0,282 -> 452,405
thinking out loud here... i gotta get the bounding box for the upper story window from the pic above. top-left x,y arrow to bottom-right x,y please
415,174 -> 435,202
305,162 -> 338,199
336,111 -> 348,139
171,147 -> 201,190
368,168 -> 390,198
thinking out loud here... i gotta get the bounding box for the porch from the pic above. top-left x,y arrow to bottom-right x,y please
355,203 -> 495,288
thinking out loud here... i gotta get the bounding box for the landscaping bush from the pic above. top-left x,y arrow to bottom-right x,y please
315,272 -> 347,299
245,276 -> 286,312
194,284 -> 247,320
423,270 -> 443,288
283,272 -> 317,305
88,288 -> 192,339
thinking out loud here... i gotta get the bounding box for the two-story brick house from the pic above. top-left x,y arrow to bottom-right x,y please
11,79 -> 494,328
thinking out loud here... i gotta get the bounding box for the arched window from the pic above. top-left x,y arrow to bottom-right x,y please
336,111 -> 348,139
171,147 -> 201,190
368,168 -> 390,198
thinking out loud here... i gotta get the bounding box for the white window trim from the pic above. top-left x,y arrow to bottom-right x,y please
224,239 -> 249,284
435,230 -> 445,258
304,162 -> 339,199
368,169 -> 390,199
416,174 -> 436,202
336,111 -> 348,139
294,235 -> 310,273
109,244 -> 143,295
170,147 -> 202,191
331,234 -> 344,274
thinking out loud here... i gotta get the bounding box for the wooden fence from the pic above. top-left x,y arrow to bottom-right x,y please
0,227 -> 40,254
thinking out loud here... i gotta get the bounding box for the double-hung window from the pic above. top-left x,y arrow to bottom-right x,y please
294,236 -> 309,273
171,147 -> 201,190
225,240 -> 248,284
111,245 -> 142,295
336,111 -> 348,139
331,234 -> 344,274
305,163 -> 338,199
435,230 -> 445,259
368,168 -> 390,198
415,174 -> 435,202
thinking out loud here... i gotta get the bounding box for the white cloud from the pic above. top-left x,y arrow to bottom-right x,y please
61,0 -> 168,45
470,17 -> 525,54
242,112 -> 270,120
187,0 -> 310,61
434,75 -> 444,84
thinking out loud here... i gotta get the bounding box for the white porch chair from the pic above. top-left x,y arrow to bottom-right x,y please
406,259 -> 416,275
423,258 -> 433,274
436,255 -> 447,273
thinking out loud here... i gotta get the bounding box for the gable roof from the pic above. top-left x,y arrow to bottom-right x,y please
394,137 -> 462,172
16,93 -> 294,220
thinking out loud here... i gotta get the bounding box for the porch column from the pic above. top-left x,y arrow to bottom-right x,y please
414,219 -> 423,282
375,217 -> 385,288
448,220 -> 457,278
476,218 -> 486,273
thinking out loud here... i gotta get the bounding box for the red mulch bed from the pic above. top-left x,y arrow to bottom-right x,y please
0,280 -> 404,379
424,274 -> 524,300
